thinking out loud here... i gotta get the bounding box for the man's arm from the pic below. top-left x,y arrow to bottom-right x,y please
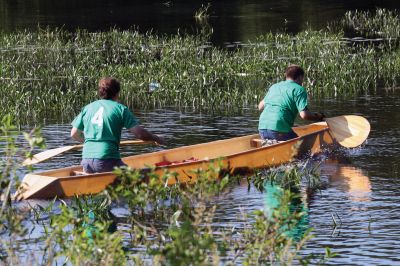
129,125 -> 165,145
258,99 -> 265,111
299,108 -> 325,121
71,127 -> 85,143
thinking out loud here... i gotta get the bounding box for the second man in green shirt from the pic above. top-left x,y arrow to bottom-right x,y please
258,65 -> 325,142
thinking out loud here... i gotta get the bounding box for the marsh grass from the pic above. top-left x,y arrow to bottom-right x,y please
341,8 -> 400,39
194,3 -> 212,19
2,10 -> 400,123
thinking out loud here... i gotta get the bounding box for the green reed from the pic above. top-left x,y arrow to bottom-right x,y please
341,8 -> 400,39
1,10 -> 400,123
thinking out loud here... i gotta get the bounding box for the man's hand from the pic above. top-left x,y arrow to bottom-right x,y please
299,110 -> 326,122
315,112 -> 325,121
154,135 -> 165,145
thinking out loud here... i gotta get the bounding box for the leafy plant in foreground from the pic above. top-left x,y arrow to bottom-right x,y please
44,197 -> 125,266
0,115 -> 45,264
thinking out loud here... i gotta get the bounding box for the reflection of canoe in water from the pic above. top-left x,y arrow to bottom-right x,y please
17,122 -> 334,200
341,167 -> 371,202
323,161 -> 371,202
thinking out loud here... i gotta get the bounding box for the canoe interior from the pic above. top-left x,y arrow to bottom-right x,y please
18,122 -> 331,199
37,122 -> 328,177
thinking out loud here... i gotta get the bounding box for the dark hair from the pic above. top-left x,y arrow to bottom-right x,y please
98,77 -> 120,99
284,65 -> 304,80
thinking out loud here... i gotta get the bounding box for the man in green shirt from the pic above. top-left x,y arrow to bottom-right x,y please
71,77 -> 164,173
258,65 -> 324,141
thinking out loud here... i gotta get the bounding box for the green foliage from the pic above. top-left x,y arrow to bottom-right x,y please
241,196 -> 310,265
105,161 -> 232,265
104,162 -> 334,265
110,166 -> 181,218
150,206 -> 221,266
47,200 -> 126,266
240,200 -> 336,265
0,115 -> 45,263
239,165 -> 335,265
0,115 -> 45,231
70,194 -> 114,224
251,163 -> 323,192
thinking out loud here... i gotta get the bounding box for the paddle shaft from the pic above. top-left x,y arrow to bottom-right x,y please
23,140 -> 155,166
71,140 -> 154,150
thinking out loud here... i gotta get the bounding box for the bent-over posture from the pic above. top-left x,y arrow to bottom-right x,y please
258,65 -> 324,142
71,77 -> 164,173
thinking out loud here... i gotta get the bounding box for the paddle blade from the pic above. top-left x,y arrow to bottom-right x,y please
22,145 -> 77,166
326,115 -> 370,148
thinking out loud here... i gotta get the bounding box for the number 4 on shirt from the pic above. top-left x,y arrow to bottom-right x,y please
91,106 -> 104,127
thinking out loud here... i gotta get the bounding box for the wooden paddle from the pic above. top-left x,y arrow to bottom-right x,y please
325,115 -> 370,148
22,140 -> 155,166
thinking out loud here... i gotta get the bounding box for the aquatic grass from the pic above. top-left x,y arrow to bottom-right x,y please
0,31 -> 378,119
340,8 -> 400,39
3,20 -> 400,123
251,162 -> 323,193
194,3 -> 212,20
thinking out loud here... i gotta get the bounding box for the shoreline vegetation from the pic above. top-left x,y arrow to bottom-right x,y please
1,8 -> 400,123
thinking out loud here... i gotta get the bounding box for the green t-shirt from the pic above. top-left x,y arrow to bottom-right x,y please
71,99 -> 139,159
258,80 -> 308,133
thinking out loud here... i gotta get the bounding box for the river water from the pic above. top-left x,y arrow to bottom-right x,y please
20,90 -> 398,265
3,0 -> 400,264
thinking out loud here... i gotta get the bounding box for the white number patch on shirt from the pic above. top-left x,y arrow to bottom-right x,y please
91,106 -> 104,127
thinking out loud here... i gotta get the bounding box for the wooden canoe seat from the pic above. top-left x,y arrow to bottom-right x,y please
250,138 -> 263,148
72,170 -> 86,176
250,138 -> 284,148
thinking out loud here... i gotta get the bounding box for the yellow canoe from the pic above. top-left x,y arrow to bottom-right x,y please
17,121 -> 333,200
